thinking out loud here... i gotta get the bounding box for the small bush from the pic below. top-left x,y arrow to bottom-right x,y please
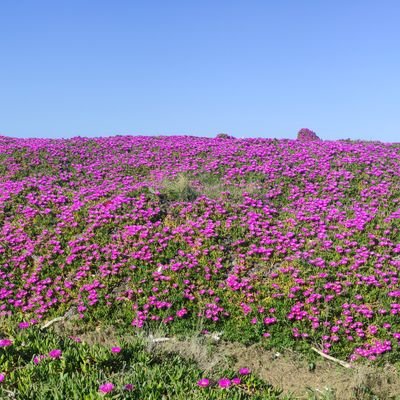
297,128 -> 321,141
216,133 -> 235,139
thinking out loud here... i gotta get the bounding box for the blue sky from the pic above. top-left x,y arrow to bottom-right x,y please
1,1 -> 399,141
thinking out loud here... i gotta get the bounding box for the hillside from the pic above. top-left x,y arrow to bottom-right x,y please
0,135 -> 399,399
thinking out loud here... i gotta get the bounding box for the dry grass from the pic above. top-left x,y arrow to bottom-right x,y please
161,173 -> 198,202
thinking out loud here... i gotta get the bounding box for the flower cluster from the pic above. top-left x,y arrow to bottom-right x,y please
197,368 -> 250,389
0,134 -> 399,363
33,349 -> 62,363
99,381 -> 134,394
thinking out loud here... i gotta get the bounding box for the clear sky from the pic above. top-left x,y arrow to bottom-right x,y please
1,1 -> 399,142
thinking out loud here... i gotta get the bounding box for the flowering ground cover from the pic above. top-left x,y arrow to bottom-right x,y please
0,134 -> 399,398
1,326 -> 281,399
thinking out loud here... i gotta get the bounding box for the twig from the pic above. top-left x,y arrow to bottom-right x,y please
41,316 -> 65,330
150,337 -> 171,343
311,347 -> 352,368
148,334 -> 171,343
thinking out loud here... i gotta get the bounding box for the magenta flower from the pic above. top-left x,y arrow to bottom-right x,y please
99,382 -> 114,393
197,378 -> 210,387
124,383 -> 135,391
0,135 -> 399,364
218,378 -> 231,388
232,377 -> 241,385
0,339 -> 12,348
111,347 -> 121,354
0,373 -> 5,383
48,349 -> 62,359
33,354 -> 46,365
176,308 -> 188,318
239,368 -> 250,375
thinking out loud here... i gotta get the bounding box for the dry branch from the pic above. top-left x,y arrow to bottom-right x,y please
41,316 -> 65,330
311,347 -> 352,368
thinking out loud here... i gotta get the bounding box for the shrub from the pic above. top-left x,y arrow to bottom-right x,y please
297,128 -> 321,141
216,133 -> 235,139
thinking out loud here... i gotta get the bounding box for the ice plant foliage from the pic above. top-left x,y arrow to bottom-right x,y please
198,369 -> 248,391
0,328 -> 276,399
0,134 -> 399,368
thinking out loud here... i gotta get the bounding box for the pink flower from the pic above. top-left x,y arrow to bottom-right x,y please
19,322 -> 30,329
197,378 -> 210,387
232,377 -> 241,385
111,347 -> 121,354
48,349 -> 62,359
176,308 -> 188,318
124,384 -> 134,391
239,368 -> 250,375
0,373 -> 5,383
0,339 -> 12,348
33,354 -> 46,365
218,378 -> 231,388
99,382 -> 114,393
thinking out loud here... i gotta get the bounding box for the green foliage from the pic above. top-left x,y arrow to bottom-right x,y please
0,327 -> 284,400
161,174 -> 199,202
